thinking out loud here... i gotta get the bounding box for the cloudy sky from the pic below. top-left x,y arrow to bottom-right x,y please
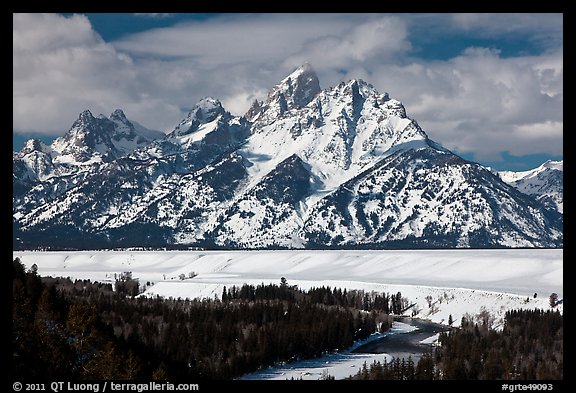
13,13 -> 562,170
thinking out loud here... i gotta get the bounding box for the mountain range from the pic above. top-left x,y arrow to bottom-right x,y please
13,63 -> 563,250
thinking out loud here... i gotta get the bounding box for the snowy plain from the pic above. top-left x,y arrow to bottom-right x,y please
13,249 -> 562,379
13,249 -> 562,327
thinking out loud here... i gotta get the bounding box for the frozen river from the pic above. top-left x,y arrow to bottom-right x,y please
242,318 -> 445,380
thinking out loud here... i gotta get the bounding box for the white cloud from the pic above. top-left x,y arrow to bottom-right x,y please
280,15 -> 410,71
13,13 -> 562,164
13,13 -> 101,52
114,14 -> 356,62
13,13 -> 184,135
367,48 -> 563,160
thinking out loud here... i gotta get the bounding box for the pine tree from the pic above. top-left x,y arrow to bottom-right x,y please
361,361 -> 369,379
415,353 -> 435,380
66,303 -> 98,354
123,350 -> 142,379
152,362 -> 168,380
405,356 -> 415,380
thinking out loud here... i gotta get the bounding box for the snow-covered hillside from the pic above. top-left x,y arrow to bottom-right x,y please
13,249 -> 563,330
499,160 -> 563,213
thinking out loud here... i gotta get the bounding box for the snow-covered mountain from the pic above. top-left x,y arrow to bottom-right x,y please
13,64 -> 563,250
13,109 -> 164,181
499,161 -> 563,214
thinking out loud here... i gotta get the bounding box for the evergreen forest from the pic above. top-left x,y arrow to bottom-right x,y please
12,258 -> 393,379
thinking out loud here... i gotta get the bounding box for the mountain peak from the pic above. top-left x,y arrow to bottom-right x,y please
21,138 -> 48,155
499,159 -> 563,214
270,63 -> 321,110
78,109 -> 95,123
170,97 -> 227,138
109,108 -> 136,138
110,109 -> 128,122
247,63 -> 321,122
192,97 -> 225,122
285,62 -> 315,80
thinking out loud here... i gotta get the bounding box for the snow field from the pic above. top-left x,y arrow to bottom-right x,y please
13,249 -> 562,329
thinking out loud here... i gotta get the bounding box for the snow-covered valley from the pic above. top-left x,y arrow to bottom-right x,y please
13,248 -> 562,329
12,248 -> 562,380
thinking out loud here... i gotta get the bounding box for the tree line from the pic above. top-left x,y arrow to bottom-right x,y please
222,281 -> 406,315
13,258 -> 398,379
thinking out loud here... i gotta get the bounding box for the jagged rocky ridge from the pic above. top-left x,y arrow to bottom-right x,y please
13,64 -> 563,249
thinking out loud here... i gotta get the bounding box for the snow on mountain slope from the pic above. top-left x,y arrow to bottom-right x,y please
13,102 -> 249,236
207,154 -> 311,248
13,139 -> 55,186
302,149 -> 562,248
499,160 -> 563,213
243,67 -> 432,194
499,160 -> 563,183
